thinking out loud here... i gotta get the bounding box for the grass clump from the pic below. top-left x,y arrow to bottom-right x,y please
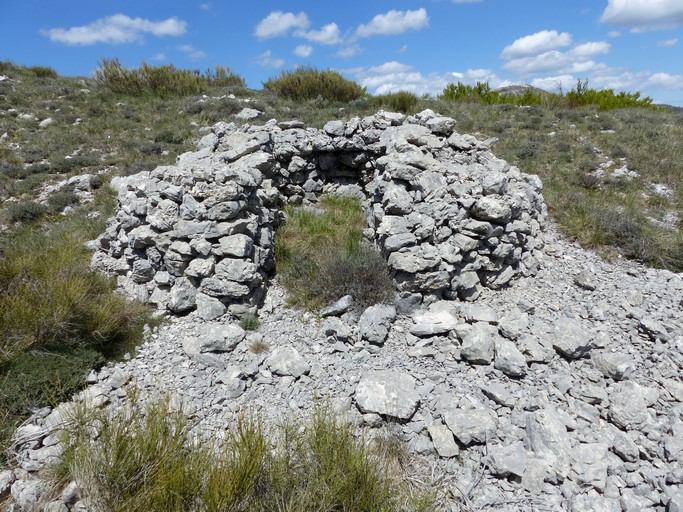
54,398 -> 430,511
374,91 -> 420,113
239,313 -> 261,331
275,195 -> 395,310
264,67 -> 366,103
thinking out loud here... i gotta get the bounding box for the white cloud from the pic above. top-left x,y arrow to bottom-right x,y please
356,8 -> 429,39
199,2 -> 211,10
530,74 -> 577,93
41,14 -> 187,46
452,0 -> 483,3
254,11 -> 309,40
153,53 -> 166,61
501,33 -> 610,76
607,31 -> 621,38
178,44 -> 206,60
658,38 -> 679,47
255,50 -> 284,69
336,46 -> 363,59
501,30 -> 572,59
294,44 -> 314,58
600,0 -> 683,31
350,61 -> 509,96
399,44 -> 408,53
295,23 -> 342,45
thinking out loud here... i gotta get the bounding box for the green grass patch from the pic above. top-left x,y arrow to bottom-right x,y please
275,195 -> 395,310
0,217 -> 150,363
264,66 -> 366,103
53,397 -> 432,511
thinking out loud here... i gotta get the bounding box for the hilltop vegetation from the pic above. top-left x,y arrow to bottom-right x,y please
0,60 -> 681,485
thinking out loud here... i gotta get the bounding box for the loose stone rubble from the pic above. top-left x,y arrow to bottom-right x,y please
5,112 -> 683,512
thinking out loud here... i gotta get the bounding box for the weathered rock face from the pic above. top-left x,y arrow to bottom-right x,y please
91,110 -> 546,316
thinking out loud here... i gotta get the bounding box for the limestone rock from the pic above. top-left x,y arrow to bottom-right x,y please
359,304 -> 396,345
460,322 -> 496,365
265,346 -> 309,378
355,370 -> 420,421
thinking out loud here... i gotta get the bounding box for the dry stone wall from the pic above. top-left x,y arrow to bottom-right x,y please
90,110 -> 547,316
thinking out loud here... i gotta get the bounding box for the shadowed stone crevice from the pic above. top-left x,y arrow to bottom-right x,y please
90,109 -> 547,317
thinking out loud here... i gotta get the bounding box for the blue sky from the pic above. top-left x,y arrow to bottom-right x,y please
2,0 -> 682,105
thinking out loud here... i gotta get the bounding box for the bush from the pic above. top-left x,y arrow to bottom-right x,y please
5,201 -> 47,223
566,79 -> 655,110
94,59 -> 247,98
239,313 -> 261,331
276,195 -> 395,310
55,398 -> 429,511
374,91 -> 419,113
264,67 -> 366,102
47,189 -> 80,212
95,59 -> 204,98
441,80 -> 656,110
204,65 -> 246,88
29,66 -> 58,78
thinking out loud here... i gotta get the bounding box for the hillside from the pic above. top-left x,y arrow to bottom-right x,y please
1,63 -> 682,511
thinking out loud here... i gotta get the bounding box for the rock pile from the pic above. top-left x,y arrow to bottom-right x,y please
90,110 -> 546,317
6,113 -> 682,512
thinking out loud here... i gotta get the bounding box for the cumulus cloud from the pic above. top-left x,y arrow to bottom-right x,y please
255,50 -> 284,68
336,46 -> 363,59
41,14 -> 187,45
600,0 -> 683,31
254,11 -> 309,39
356,8 -> 429,39
294,45 -> 314,58
501,31 -> 610,76
153,53 -> 166,61
178,44 -> 206,60
501,30 -> 572,59
607,31 -> 621,38
350,61 -> 508,96
295,23 -> 342,45
658,38 -> 679,47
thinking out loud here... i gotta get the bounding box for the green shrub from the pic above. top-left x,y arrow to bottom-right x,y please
94,59 -> 247,98
239,313 -> 261,331
374,91 -> 419,113
441,80 -> 656,111
205,65 -> 246,88
47,189 -> 80,212
566,79 -> 655,110
55,398 -> 429,511
0,61 -> 57,78
95,59 -> 204,98
29,66 -> 58,78
5,201 -> 47,223
276,195 -> 395,310
264,67 -> 366,102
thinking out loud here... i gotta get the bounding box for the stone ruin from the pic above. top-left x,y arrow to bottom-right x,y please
90,109 -> 547,317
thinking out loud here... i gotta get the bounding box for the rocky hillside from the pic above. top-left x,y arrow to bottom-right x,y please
4,111 -> 682,511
